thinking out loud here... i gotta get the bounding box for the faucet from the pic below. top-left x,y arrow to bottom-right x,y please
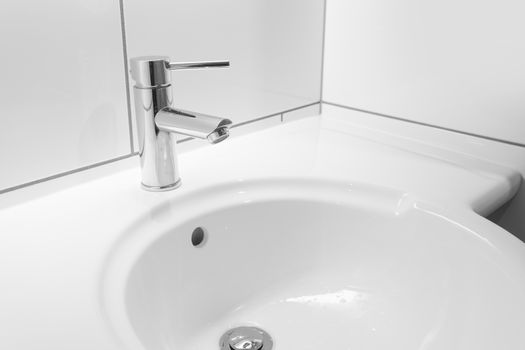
129,56 -> 232,191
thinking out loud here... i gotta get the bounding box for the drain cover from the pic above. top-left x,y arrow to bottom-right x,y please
219,327 -> 273,350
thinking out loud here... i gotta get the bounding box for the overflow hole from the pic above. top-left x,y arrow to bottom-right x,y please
191,227 -> 207,247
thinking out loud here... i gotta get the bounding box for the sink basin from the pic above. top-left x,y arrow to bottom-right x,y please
101,179 -> 525,350
1,114 -> 523,350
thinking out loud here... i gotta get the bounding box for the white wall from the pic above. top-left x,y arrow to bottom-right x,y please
0,0 -> 131,192
0,0 -> 325,193
323,0 -> 525,239
124,0 -> 324,147
323,0 -> 525,145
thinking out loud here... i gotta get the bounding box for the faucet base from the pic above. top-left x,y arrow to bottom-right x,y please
141,179 -> 182,192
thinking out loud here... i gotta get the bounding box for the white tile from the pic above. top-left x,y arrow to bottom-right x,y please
283,103 -> 321,122
0,0 -> 130,191
323,0 -> 525,145
124,0 -> 324,133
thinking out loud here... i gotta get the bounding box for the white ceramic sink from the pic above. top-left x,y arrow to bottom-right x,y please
1,113 -> 524,350
102,178 -> 525,350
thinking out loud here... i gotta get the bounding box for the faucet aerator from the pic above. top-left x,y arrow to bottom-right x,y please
207,127 -> 230,144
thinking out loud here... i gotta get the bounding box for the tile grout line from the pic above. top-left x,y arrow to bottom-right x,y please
319,0 -> 328,114
0,153 -> 139,195
323,101 -> 525,148
118,0 -> 135,154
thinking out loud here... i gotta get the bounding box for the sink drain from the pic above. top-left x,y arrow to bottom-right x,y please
219,327 -> 273,350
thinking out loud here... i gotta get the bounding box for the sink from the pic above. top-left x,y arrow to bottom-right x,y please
1,114 -> 523,349
101,178 -> 525,350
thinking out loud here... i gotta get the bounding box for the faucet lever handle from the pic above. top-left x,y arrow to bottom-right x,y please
167,60 -> 230,70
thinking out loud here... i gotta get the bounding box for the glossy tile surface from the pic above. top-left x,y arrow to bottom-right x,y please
0,0 -> 131,191
123,0 -> 325,132
323,0 -> 525,145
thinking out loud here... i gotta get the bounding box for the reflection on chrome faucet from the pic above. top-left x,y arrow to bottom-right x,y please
129,56 -> 232,191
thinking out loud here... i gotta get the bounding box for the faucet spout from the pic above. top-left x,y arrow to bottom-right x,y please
155,108 -> 232,144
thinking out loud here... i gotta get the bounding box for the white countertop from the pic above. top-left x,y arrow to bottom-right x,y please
0,112 -> 520,349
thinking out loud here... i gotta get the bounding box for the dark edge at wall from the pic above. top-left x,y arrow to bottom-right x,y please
0,153 -> 138,196
323,101 -> 525,148
233,101 -> 320,128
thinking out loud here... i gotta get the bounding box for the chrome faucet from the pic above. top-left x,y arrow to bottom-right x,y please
129,56 -> 232,191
